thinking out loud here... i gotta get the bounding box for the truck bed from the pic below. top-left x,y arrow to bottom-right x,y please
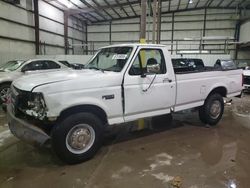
174,68 -> 242,112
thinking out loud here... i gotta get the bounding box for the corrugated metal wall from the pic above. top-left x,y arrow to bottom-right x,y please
0,0 -> 86,63
87,9 -> 242,58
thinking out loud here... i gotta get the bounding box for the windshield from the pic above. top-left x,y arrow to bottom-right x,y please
86,46 -> 133,72
0,60 -> 24,72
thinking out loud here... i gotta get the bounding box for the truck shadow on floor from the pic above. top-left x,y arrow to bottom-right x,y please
102,112 -> 205,147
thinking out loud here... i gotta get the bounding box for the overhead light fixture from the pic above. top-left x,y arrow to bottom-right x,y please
58,0 -> 72,8
189,0 -> 193,4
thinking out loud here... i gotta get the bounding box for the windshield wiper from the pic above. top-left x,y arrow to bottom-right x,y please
88,67 -> 104,73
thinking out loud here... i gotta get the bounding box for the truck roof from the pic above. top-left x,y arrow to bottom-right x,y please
99,43 -> 169,49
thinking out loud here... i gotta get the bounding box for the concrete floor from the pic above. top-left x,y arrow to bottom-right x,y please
0,94 -> 250,188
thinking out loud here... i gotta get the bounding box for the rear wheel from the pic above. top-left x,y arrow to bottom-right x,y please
199,93 -> 224,126
51,112 -> 104,164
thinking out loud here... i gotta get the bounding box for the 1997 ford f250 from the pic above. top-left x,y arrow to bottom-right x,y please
7,44 -> 243,164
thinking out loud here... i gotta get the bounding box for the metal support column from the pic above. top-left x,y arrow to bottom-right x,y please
85,22 -> 88,55
202,8 -> 207,50
33,0 -> 39,55
109,21 -> 112,44
234,10 -> 242,60
171,12 -> 174,55
156,0 -> 162,44
64,11 -> 69,54
152,0 -> 157,43
140,0 -> 147,43
138,0 -> 147,130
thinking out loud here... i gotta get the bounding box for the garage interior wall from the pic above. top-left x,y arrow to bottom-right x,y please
88,8 -> 250,60
238,19 -> 250,59
0,0 -> 87,63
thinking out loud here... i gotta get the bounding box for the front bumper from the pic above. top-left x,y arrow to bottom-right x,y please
7,105 -> 50,146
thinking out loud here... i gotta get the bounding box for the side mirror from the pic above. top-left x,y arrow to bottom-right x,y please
147,64 -> 160,74
21,67 -> 29,73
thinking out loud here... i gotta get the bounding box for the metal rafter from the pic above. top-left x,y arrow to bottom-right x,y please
66,0 -> 94,23
103,0 -> 122,18
217,0 -> 225,7
205,0 -> 212,7
79,0 -> 107,21
80,13 -> 97,22
92,0 -> 113,19
226,0 -> 235,7
177,0 -> 181,10
195,0 -> 201,8
115,0 -> 129,17
207,0 -> 215,7
127,0 -> 137,16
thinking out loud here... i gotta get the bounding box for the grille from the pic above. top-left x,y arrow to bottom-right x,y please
244,76 -> 250,85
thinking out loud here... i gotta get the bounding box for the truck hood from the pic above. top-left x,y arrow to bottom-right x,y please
243,70 -> 250,76
13,69 -> 122,92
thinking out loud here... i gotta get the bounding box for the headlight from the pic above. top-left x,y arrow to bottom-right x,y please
25,93 -> 47,119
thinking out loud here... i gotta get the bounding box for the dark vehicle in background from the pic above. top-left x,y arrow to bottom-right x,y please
214,59 -> 237,70
59,61 -> 85,70
172,58 -> 205,73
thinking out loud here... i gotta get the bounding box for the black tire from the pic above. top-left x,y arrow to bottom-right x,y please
199,93 -> 224,126
0,84 -> 11,104
51,112 -> 104,164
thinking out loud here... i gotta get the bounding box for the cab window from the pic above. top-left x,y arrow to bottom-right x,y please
129,49 -> 166,75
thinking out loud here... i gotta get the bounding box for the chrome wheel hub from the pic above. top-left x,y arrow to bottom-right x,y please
66,124 -> 95,154
210,100 -> 221,119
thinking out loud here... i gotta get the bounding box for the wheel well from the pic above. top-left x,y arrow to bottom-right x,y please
209,87 -> 227,97
59,105 -> 108,124
0,81 -> 12,87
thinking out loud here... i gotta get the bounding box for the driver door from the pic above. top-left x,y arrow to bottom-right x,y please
123,47 -> 176,121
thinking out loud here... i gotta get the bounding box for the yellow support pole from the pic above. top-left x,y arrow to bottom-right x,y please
136,0 -> 147,131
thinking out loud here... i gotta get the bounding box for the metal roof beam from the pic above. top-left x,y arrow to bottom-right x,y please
114,0 -> 129,17
127,0 -> 137,16
92,0 -> 113,19
103,0 -> 122,18
207,0 -> 215,7
226,0 -> 235,7
217,0 -> 225,7
177,0 -> 181,10
195,0 -> 201,8
79,0 -> 108,21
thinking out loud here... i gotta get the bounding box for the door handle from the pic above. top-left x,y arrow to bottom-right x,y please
163,78 -> 172,83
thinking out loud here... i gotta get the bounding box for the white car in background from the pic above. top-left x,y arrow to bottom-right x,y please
243,67 -> 250,91
0,59 -> 68,103
237,61 -> 250,91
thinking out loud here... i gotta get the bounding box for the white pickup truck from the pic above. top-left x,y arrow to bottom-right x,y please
7,44 -> 242,164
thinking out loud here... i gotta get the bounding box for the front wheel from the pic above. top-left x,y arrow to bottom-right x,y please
199,93 -> 224,126
51,112 -> 104,164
